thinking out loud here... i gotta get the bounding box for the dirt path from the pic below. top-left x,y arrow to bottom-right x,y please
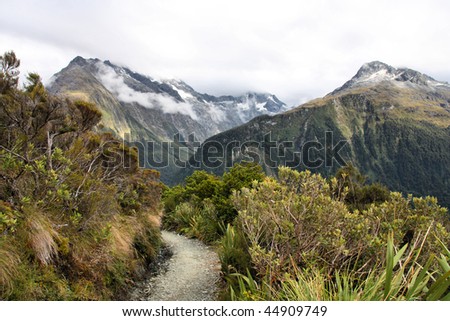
130,230 -> 221,301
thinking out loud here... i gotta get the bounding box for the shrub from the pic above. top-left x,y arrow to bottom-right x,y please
0,52 -> 163,300
230,234 -> 450,301
162,162 -> 265,242
218,224 -> 252,277
230,166 -> 450,299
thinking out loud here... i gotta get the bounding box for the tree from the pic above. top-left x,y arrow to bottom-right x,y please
162,162 -> 266,241
0,51 -> 20,94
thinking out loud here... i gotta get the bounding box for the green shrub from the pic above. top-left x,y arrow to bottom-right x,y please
218,224 -> 252,276
230,234 -> 450,301
233,167 -> 449,278
162,162 -> 265,242
226,166 -> 450,300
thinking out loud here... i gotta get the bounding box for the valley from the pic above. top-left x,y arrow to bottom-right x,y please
48,58 -> 450,207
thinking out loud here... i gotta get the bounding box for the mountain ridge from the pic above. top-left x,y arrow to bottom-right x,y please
332,61 -> 450,95
47,56 -> 289,183
185,61 -> 450,207
48,56 -> 289,141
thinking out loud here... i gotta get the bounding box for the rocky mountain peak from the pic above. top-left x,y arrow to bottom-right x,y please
394,67 -> 437,86
332,61 -> 446,94
68,56 -> 101,68
356,61 -> 396,78
69,56 -> 87,66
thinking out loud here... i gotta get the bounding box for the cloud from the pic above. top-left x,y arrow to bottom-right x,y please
204,103 -> 226,123
1,0 -> 450,106
95,62 -> 199,120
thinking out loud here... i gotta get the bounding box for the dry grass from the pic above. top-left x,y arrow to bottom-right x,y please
65,90 -> 91,102
0,241 -> 20,295
110,218 -> 135,260
24,210 -> 59,266
147,212 -> 162,228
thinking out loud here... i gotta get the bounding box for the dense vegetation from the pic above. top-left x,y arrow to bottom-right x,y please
164,163 -> 450,300
163,162 -> 265,243
0,52 -> 162,300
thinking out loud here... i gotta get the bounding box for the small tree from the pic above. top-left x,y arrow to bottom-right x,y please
0,51 -> 20,93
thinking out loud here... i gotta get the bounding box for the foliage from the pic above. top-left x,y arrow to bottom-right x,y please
0,52 -> 162,300
230,233 -> 450,301
232,167 -> 449,279
218,224 -> 252,277
162,162 -> 264,243
223,166 -> 450,300
0,51 -> 20,93
217,162 -> 265,223
331,164 -> 390,211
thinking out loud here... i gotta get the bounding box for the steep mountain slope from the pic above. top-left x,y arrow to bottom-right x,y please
48,57 -> 287,142
48,57 -> 288,183
188,62 -> 450,207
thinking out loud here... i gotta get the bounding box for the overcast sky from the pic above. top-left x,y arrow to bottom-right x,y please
1,0 -> 449,106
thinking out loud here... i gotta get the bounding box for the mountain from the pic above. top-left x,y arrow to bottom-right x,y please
187,61 -> 450,207
331,61 -> 444,94
48,57 -> 287,142
47,56 -> 288,183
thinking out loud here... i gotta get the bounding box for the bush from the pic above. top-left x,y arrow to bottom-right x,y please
218,224 -> 252,277
229,167 -> 450,299
0,52 -> 163,300
230,234 -> 450,301
162,162 -> 265,242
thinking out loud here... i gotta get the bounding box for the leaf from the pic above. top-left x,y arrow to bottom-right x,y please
426,270 -> 450,301
384,233 -> 408,300
437,254 -> 450,273
405,256 -> 434,300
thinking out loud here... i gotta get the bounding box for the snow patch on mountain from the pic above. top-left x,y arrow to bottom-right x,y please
332,61 -> 450,94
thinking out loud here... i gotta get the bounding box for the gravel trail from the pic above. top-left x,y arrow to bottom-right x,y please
130,230 -> 221,301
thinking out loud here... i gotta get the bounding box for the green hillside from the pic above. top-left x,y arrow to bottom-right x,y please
188,64 -> 450,207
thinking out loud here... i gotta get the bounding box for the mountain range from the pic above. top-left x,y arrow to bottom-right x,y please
48,57 -> 288,143
48,59 -> 450,207
188,61 -> 450,207
48,57 -> 288,183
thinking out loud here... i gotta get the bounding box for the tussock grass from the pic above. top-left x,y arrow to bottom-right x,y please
0,241 -> 20,296
24,210 -> 59,266
110,220 -> 135,260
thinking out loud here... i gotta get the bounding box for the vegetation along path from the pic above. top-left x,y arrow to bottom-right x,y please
131,231 -> 221,301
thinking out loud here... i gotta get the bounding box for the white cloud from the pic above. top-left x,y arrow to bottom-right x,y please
0,0 -> 449,106
95,62 -> 199,120
205,103 -> 226,123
